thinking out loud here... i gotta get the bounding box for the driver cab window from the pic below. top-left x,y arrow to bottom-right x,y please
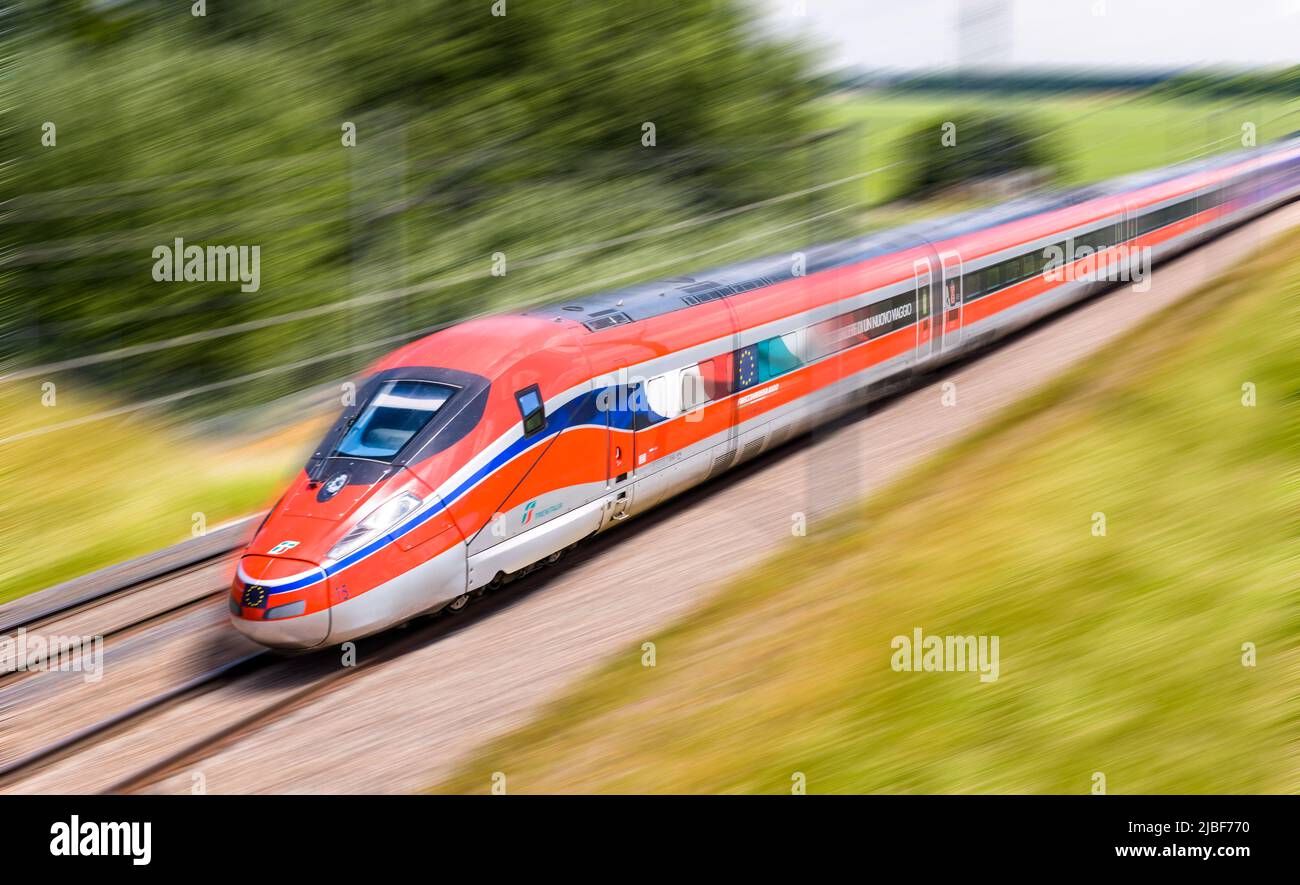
515,385 -> 546,435
334,380 -> 457,461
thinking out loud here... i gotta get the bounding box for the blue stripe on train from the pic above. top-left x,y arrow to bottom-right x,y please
258,386 -> 623,595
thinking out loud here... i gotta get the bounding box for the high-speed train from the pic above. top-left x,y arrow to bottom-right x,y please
231,135 -> 1300,649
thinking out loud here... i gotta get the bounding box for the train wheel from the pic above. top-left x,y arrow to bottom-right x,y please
446,593 -> 471,613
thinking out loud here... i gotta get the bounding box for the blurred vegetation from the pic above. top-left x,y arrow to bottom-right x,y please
2,0 -> 838,413
893,113 -> 1057,200
826,92 -> 1300,206
434,231 -> 1300,794
0,381 -> 327,601
1150,66 -> 1300,100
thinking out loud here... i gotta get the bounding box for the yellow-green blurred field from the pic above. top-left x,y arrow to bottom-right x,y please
434,230 -> 1300,794
0,392 -> 325,603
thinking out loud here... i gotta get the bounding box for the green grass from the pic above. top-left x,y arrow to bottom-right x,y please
433,227 -> 1300,794
824,92 -> 1300,204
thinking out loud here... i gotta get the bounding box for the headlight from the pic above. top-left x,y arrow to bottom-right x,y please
326,492 -> 422,563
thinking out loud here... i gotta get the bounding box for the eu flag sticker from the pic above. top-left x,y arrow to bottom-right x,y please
734,344 -> 759,391
242,584 -> 268,608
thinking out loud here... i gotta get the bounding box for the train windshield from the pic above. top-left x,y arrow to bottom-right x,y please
333,380 -> 458,461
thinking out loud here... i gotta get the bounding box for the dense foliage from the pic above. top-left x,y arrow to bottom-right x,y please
893,114 -> 1058,200
2,0 -> 828,411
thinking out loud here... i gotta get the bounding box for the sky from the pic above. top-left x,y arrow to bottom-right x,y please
760,0 -> 1300,72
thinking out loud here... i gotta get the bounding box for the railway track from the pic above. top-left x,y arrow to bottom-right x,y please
0,533 -> 574,794
0,517 -> 255,637
0,521 -> 257,785
0,649 -> 270,783
0,578 -> 230,687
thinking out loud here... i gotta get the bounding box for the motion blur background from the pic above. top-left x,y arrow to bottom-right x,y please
2,0 -> 1298,795
1,0 -> 1297,664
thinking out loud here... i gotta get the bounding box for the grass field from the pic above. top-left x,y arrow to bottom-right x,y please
433,228 -> 1300,794
0,390 -> 329,603
827,92 -> 1299,204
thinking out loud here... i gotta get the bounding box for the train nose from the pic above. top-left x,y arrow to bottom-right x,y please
229,554 -> 331,650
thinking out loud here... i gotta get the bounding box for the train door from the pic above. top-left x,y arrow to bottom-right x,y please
601,365 -> 635,525
939,250 -> 964,354
913,257 -> 938,364
1121,199 -> 1140,279
704,290 -> 743,463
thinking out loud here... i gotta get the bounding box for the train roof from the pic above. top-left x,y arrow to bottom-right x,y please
375,313 -> 578,378
520,135 -> 1300,334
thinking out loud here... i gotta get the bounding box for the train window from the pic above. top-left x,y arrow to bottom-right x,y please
805,318 -> 837,362
1137,209 -> 1161,236
514,385 -> 546,436
758,334 -> 803,381
963,270 -> 982,300
335,380 -> 457,461
701,353 -> 734,399
644,373 -> 679,422
680,363 -> 710,411
782,329 -> 810,361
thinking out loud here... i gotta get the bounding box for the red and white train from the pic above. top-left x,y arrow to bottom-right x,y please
231,135 -> 1300,649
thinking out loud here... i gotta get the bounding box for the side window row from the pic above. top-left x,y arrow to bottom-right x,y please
961,186 -> 1231,304
634,330 -> 812,426
1137,186 -> 1230,237
548,185 -> 1243,435
635,288 -> 930,427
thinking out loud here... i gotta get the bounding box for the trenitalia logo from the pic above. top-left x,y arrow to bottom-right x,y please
521,500 -> 563,525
